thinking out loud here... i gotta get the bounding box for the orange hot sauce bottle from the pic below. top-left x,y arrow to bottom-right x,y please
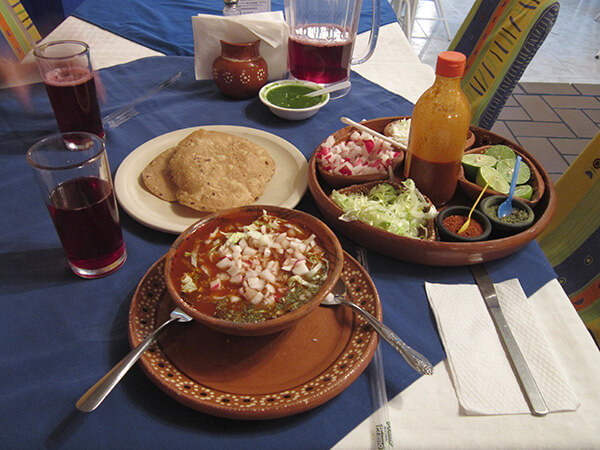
403,51 -> 471,206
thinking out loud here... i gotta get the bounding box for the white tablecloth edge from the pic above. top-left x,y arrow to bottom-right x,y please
334,278 -> 600,449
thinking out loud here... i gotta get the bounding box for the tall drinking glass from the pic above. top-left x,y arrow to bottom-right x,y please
284,0 -> 380,98
26,133 -> 126,279
34,40 -> 105,142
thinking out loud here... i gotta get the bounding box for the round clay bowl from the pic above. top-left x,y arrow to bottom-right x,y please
316,117 -> 406,188
436,205 -> 492,242
479,195 -> 536,237
465,129 -> 476,150
164,205 -> 344,336
308,117 -> 557,266
332,179 -> 436,241
458,144 -> 545,208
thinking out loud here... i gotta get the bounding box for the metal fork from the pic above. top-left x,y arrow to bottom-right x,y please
103,71 -> 182,129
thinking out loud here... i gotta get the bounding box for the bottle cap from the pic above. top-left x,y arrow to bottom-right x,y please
436,51 -> 466,78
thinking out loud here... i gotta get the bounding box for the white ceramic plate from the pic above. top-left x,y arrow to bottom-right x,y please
114,126 -> 308,234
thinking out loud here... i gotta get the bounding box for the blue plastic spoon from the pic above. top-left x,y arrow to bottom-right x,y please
498,155 -> 522,218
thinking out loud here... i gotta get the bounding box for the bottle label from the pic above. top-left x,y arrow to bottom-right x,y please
238,0 -> 270,13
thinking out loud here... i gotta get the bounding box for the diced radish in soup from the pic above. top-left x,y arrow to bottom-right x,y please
171,212 -> 330,324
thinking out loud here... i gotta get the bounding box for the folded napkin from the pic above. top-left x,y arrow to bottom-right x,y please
192,11 -> 288,82
426,279 -> 580,415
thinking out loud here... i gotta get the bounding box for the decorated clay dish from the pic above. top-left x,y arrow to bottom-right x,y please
164,205 -> 343,336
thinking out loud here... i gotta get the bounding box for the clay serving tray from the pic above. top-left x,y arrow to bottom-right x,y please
128,253 -> 380,420
307,117 -> 556,266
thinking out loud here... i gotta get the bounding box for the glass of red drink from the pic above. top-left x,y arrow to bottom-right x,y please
26,132 -> 126,279
284,0 -> 380,99
34,40 -> 104,144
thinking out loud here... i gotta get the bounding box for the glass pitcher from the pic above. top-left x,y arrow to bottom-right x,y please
284,0 -> 380,98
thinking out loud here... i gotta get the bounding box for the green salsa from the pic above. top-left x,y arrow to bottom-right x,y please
266,85 -> 324,109
486,204 -> 531,224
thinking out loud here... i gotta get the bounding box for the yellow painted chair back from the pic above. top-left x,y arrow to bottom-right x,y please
0,0 -> 41,62
537,132 -> 600,348
448,0 -> 559,129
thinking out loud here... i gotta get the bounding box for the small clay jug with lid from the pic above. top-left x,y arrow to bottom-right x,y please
212,40 -> 268,99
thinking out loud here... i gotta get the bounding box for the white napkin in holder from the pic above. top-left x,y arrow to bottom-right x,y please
426,278 -> 580,415
192,11 -> 288,82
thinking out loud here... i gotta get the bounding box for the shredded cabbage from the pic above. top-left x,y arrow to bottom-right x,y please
331,180 -> 438,239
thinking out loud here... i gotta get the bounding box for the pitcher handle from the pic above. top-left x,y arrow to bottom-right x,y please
352,0 -> 380,65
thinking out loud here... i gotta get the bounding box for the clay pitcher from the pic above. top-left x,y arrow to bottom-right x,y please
212,40 -> 268,99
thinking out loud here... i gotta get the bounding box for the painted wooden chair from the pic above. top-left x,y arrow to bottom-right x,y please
537,132 -> 600,349
0,0 -> 41,62
448,0 -> 559,130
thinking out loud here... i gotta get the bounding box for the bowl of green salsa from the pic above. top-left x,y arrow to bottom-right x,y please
259,80 -> 329,121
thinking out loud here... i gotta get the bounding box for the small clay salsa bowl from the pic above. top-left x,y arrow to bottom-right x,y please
164,205 -> 344,336
436,205 -> 492,242
479,195 -> 535,236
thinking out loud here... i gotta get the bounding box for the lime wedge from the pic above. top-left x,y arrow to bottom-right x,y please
496,158 -> 531,185
462,153 -> 497,181
484,145 -> 516,162
475,166 -> 510,194
515,184 -> 533,200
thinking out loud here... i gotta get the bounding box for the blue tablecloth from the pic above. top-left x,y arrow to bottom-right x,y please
72,0 -> 399,56
0,56 -> 556,449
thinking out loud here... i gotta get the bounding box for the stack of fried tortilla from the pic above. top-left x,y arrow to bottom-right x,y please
142,129 -> 276,212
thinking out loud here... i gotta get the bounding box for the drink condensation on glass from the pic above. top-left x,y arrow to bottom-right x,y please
284,0 -> 380,98
34,40 -> 104,142
26,132 -> 126,279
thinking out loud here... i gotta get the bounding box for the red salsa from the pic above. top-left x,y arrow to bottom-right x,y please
169,212 -> 329,323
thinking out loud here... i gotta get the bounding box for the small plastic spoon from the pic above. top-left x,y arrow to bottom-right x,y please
304,80 -> 351,97
458,178 -> 491,234
498,155 -> 522,219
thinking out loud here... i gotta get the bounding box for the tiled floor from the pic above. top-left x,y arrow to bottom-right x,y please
491,83 -> 600,183
397,0 -> 600,180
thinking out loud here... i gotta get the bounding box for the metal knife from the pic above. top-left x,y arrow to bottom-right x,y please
469,264 -> 549,416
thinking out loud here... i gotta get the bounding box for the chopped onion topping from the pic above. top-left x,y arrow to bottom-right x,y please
179,213 -> 328,310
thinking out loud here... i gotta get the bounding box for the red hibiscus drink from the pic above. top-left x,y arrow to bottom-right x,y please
284,0 -> 381,99
34,40 -> 104,145
288,24 -> 354,84
27,133 -> 126,279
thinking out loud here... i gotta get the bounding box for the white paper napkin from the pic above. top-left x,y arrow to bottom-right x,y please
426,279 -> 580,415
192,11 -> 288,82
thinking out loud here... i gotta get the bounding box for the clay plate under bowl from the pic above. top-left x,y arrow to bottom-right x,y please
458,144 -> 545,208
129,253 -> 380,420
308,117 -> 557,266
164,205 -> 344,336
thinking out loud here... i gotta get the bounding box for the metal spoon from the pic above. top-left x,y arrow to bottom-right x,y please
498,155 -> 522,218
76,307 -> 192,412
321,278 -> 434,375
